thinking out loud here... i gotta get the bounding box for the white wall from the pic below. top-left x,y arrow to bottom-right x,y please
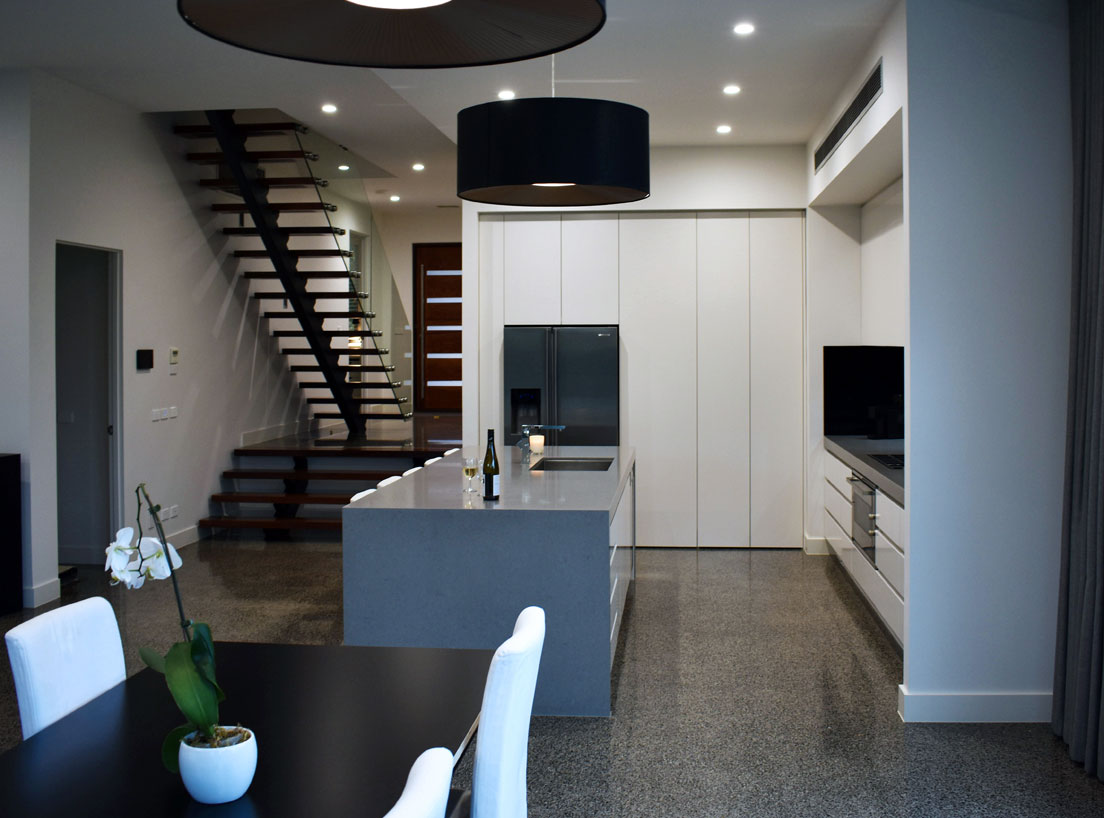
373,205 -> 461,323
17,71 -> 304,604
0,72 -> 40,603
902,0 -> 1071,722
860,177 -> 906,346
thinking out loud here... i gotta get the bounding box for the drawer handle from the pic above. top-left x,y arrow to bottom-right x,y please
868,513 -> 877,520
868,528 -> 876,536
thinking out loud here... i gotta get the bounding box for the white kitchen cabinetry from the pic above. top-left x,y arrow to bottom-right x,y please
749,213 -> 804,548
824,451 -> 905,644
608,469 -> 635,666
503,214 -> 619,325
562,214 -> 619,324
696,213 -> 751,547
619,213 -> 699,545
504,215 -> 561,325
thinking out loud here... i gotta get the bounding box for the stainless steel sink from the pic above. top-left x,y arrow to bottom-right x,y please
529,457 -> 613,472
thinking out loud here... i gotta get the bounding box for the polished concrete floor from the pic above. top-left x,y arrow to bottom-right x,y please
2,543 -> 1103,816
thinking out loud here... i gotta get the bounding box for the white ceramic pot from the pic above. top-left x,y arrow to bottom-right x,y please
178,727 -> 258,805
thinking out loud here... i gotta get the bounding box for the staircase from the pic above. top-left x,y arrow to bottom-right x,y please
176,110 -> 429,535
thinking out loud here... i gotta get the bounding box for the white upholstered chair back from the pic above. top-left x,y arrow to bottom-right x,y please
5,596 -> 126,739
471,606 -> 546,818
377,475 -> 402,488
349,488 -> 377,503
383,747 -> 455,818
402,466 -> 423,477
423,457 -> 442,466
443,448 -> 460,456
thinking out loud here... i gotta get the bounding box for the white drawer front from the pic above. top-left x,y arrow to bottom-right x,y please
876,494 -> 906,552
825,453 -> 853,499
850,542 -> 904,643
825,508 -> 852,566
876,532 -> 904,597
825,480 -> 852,540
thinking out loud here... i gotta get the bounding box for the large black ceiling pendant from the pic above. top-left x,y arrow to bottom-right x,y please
457,97 -> 650,207
177,0 -> 607,69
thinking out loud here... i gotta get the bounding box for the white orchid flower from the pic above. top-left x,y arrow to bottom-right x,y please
106,527 -> 138,586
136,537 -> 182,581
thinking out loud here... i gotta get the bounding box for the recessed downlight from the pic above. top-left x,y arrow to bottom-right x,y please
733,21 -> 755,36
497,89 -> 516,100
412,162 -> 425,171
338,164 -> 351,171
723,84 -> 741,95
321,103 -> 338,114
716,125 -> 732,135
389,194 -> 401,202
344,0 -> 451,7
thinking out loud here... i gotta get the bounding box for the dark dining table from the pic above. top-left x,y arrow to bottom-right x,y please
0,642 -> 492,818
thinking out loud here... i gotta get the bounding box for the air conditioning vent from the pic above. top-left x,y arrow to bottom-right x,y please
814,60 -> 883,172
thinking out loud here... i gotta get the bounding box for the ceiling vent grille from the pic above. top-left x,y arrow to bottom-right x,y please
814,60 -> 883,172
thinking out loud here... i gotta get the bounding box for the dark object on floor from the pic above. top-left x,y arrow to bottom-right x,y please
0,454 -> 22,615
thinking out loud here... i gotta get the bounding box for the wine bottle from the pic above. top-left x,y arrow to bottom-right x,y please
482,429 -> 500,500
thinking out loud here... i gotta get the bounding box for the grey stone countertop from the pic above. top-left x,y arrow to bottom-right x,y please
824,435 -> 905,507
346,444 -> 636,520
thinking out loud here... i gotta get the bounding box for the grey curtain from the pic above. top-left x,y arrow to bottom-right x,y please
1053,0 -> 1104,781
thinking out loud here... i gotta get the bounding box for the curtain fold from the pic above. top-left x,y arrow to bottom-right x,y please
1053,0 -> 1104,781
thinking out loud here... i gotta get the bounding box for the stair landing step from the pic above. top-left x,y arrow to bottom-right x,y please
232,445 -> 443,458
223,468 -> 397,481
199,516 -> 341,531
212,492 -> 356,505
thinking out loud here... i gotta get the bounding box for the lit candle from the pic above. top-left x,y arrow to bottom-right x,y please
529,434 -> 545,454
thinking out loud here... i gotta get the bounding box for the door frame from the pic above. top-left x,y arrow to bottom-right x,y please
55,241 -> 125,542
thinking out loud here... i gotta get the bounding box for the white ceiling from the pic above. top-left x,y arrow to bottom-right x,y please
0,0 -> 897,208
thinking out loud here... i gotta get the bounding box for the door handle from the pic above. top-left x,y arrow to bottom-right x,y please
107,425 -> 114,436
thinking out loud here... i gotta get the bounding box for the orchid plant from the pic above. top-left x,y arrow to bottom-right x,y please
105,483 -> 226,772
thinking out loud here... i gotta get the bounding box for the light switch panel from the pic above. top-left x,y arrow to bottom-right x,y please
168,347 -> 180,365
160,408 -> 169,420
169,406 -> 178,418
151,409 -> 160,422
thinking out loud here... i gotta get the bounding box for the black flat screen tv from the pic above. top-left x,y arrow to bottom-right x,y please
823,345 -> 904,439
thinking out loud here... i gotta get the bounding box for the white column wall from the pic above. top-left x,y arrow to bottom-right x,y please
902,0 -> 1071,721
860,178 -> 907,346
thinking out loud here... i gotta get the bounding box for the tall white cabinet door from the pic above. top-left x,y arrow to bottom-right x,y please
561,214 -> 619,324
503,215 -> 561,325
749,212 -> 804,548
619,213 -> 698,546
696,213 -> 751,547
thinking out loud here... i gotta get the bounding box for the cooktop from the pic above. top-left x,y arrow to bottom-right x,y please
870,453 -> 905,470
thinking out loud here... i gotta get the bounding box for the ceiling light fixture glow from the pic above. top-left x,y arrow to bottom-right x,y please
716,124 -> 732,134
178,0 -> 607,69
412,163 -> 425,171
338,164 -> 351,171
458,97 -> 650,207
498,90 -> 516,100
733,21 -> 755,36
321,103 -> 338,114
389,195 -> 401,202
344,0 -> 451,8
723,84 -> 741,95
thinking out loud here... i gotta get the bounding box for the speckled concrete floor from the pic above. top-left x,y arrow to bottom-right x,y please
2,544 -> 1102,816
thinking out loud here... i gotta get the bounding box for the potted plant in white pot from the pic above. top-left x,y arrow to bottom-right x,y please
105,483 -> 257,805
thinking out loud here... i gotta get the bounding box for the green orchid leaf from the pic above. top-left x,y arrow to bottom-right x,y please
189,623 -> 226,702
165,642 -> 219,735
139,646 -> 166,674
160,724 -> 193,774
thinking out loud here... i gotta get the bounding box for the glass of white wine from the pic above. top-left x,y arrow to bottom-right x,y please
463,457 -> 479,493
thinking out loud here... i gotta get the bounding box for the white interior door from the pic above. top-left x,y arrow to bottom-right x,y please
749,213 -> 805,548
619,213 -> 698,546
696,213 -> 752,547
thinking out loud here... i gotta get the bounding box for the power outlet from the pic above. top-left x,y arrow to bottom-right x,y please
170,505 -> 179,519
151,408 -> 160,422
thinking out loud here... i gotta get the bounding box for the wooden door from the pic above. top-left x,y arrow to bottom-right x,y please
414,243 -> 462,412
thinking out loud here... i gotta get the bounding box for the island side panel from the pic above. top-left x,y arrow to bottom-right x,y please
343,507 -> 611,717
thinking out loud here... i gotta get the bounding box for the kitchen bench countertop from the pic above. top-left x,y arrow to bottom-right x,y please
347,444 -> 635,522
825,435 -> 905,507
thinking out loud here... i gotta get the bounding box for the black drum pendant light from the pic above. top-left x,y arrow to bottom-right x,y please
457,97 -> 649,206
177,0 -> 607,69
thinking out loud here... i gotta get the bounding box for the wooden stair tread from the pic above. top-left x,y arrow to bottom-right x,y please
312,411 -> 412,420
279,347 -> 390,355
264,311 -> 375,319
235,249 -> 351,258
253,291 -> 364,301
201,177 -> 323,190
290,364 -> 395,372
273,329 -> 383,338
199,516 -> 341,531
224,226 -> 345,236
223,468 -> 397,480
188,150 -> 318,164
212,492 -> 356,504
213,202 -> 336,213
306,397 -> 405,405
243,271 -> 353,280
175,122 -> 305,138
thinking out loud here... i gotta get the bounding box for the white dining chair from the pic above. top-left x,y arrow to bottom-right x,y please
5,596 -> 126,739
466,606 -> 546,818
383,747 -> 455,818
349,488 -> 377,503
402,466 -> 423,477
377,475 -> 402,488
423,457 -> 442,466
443,448 -> 460,457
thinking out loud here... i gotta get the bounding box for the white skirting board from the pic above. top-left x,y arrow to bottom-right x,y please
897,684 -> 1052,723
24,576 -> 60,609
804,536 -> 830,556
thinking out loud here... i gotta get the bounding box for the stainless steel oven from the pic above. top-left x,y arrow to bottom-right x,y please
850,473 -> 877,567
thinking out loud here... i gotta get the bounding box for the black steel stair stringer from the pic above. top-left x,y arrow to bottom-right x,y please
204,110 -> 366,439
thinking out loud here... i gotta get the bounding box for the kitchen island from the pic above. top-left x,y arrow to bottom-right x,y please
342,445 -> 635,717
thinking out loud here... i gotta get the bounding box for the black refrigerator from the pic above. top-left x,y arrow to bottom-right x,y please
503,326 -> 619,446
